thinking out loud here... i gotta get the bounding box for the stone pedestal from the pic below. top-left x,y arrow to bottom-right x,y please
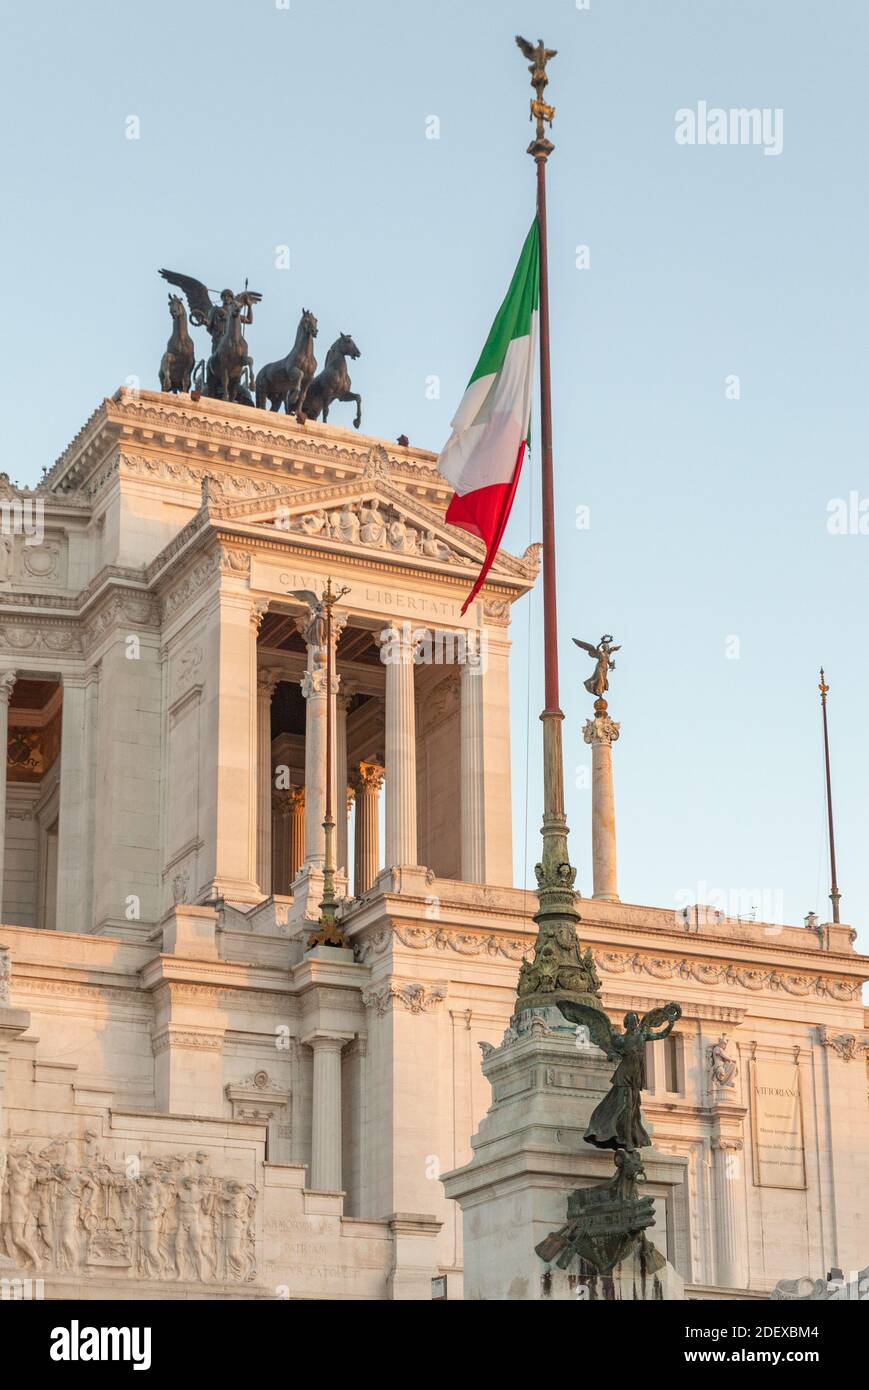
442,1010 -> 686,1300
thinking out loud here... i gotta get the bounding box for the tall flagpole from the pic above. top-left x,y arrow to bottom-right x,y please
514,37 -> 603,1016
818,668 -> 841,924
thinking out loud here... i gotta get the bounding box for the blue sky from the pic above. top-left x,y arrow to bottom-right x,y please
2,0 -> 867,948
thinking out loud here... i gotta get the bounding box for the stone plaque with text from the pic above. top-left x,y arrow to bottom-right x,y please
751,1060 -> 806,1189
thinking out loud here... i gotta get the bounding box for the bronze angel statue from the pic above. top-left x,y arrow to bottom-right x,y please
573,633 -> 620,700
158,269 -> 262,405
558,1001 -> 682,1151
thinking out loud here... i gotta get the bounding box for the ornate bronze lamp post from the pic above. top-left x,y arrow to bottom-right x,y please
306,576 -> 351,949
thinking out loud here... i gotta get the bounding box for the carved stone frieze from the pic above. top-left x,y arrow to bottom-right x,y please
1,1141 -> 256,1284
595,950 -> 862,1001
217,546 -> 251,576
161,553 -> 220,621
120,453 -> 277,499
355,926 -> 863,1000
357,925 -> 531,963
0,623 -> 81,656
83,590 -> 159,647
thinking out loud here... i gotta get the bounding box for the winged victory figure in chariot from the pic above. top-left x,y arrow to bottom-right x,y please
159,269 -> 262,405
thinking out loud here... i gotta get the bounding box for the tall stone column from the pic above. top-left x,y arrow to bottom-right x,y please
306,1033 -> 347,1191
0,671 -> 15,921
460,659 -> 485,883
272,786 -> 306,893
711,1137 -> 747,1289
382,623 -> 418,867
297,608 -> 345,869
582,710 -> 621,902
301,667 -> 332,867
56,673 -> 88,933
286,786 -> 306,885
336,691 -> 351,874
351,762 -> 384,894
256,668 -> 280,895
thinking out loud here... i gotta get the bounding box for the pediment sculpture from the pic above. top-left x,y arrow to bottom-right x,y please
276,497 -> 465,563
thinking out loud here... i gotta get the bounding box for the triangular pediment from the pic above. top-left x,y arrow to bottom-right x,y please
205,479 -> 539,583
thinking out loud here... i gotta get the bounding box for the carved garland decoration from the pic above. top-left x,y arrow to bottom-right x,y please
355,927 -> 862,1000
361,982 -> 447,1015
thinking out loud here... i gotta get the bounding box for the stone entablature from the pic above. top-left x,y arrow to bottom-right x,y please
46,390 -> 448,503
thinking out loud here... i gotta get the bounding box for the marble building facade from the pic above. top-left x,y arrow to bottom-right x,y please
0,388 -> 866,1299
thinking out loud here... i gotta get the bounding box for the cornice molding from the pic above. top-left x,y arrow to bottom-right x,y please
46,390 -> 445,496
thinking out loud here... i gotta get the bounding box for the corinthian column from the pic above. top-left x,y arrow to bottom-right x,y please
381,623 -> 418,867
336,691 -> 352,874
300,666 -> 330,867
297,606 -> 346,868
351,762 -> 384,894
460,659 -> 485,883
582,710 -> 621,901
256,668 -> 280,894
0,671 -> 15,920
272,786 -> 305,893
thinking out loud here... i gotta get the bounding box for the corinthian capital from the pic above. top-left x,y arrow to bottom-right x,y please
0,670 -> 16,705
300,667 -> 341,699
294,605 -> 348,653
257,666 -> 282,698
583,713 -> 620,748
351,761 -> 385,794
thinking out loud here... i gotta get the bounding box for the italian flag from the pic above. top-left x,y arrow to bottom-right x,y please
438,220 -> 540,614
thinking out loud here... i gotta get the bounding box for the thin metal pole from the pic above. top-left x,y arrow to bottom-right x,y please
325,596 -> 333,824
819,668 -> 841,924
536,154 -> 560,721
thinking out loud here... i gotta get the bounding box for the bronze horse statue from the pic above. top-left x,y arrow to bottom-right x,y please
301,333 -> 362,429
159,294 -> 195,393
194,298 -> 254,405
255,308 -> 318,416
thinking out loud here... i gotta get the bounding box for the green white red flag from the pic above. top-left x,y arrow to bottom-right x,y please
437,220 -> 540,614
